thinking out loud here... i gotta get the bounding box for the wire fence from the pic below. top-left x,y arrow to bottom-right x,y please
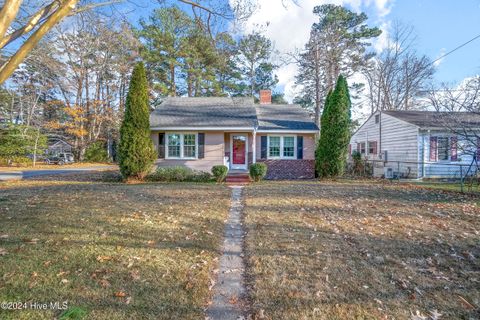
346,159 -> 480,193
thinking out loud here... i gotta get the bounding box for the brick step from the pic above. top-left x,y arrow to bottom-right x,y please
225,175 -> 250,184
226,177 -> 250,182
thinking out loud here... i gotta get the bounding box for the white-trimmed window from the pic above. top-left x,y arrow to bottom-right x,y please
166,133 -> 197,159
437,137 -> 449,161
268,135 -> 296,159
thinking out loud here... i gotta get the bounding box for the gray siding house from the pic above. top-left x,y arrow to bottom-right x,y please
149,92 -> 319,179
350,110 -> 480,179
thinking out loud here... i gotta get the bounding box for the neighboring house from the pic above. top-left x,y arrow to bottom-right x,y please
47,139 -> 72,155
350,110 -> 480,179
149,91 -> 319,179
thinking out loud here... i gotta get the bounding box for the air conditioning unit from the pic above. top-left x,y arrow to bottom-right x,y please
384,167 -> 394,179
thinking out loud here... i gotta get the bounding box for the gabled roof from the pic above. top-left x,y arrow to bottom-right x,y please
150,97 -> 257,129
150,97 -> 319,132
256,103 -> 318,131
383,110 -> 480,128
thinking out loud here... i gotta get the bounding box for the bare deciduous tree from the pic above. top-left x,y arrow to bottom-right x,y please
363,21 -> 435,113
428,77 -> 480,157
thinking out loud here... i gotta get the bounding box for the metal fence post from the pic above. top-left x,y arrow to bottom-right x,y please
397,161 -> 400,181
460,165 -> 464,193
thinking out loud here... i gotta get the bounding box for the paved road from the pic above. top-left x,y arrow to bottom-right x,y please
0,166 -> 117,181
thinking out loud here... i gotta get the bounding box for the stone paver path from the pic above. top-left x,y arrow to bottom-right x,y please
207,186 -> 247,320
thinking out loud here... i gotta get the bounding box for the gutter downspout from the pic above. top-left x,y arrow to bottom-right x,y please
379,110 -> 382,159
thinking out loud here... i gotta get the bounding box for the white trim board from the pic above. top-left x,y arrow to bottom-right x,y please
151,127 -> 318,133
151,127 -> 254,131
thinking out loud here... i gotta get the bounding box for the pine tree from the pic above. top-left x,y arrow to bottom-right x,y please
118,62 -> 155,180
316,75 -> 351,177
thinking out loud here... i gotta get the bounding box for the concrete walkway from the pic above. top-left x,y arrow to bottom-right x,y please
207,186 -> 248,320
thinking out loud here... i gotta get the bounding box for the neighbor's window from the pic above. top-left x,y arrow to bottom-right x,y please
437,137 -> 449,161
167,133 -> 197,159
375,114 -> 380,124
268,136 -> 296,159
368,141 -> 377,154
358,142 -> 366,154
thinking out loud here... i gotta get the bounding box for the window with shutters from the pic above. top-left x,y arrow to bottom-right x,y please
268,135 -> 297,159
368,141 -> 377,154
431,136 -> 458,161
183,134 -> 196,158
166,133 -> 198,159
283,136 -> 295,158
358,142 -> 366,154
437,137 -> 449,160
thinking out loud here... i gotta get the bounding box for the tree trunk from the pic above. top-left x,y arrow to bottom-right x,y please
32,127 -> 40,167
170,63 -> 176,96
0,0 -> 79,84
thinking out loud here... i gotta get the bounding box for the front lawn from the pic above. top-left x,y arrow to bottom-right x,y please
405,181 -> 480,194
0,175 -> 230,319
244,180 -> 480,319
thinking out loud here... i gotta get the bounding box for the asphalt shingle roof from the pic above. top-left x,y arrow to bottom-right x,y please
150,97 -> 318,131
383,110 -> 480,128
150,97 -> 257,128
255,104 -> 319,131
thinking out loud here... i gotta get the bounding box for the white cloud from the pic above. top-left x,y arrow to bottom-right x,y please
234,0 -> 394,103
433,48 -> 446,67
373,21 -> 390,53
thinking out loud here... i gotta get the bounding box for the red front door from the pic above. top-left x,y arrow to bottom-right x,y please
232,135 -> 247,168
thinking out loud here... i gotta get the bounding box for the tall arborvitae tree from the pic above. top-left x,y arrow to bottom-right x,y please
118,62 -> 155,180
316,75 -> 351,177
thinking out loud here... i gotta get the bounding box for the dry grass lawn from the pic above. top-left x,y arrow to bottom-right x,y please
0,173 -> 230,319
0,163 -> 115,171
244,180 -> 480,320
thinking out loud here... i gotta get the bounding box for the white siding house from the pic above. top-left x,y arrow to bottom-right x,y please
350,110 -> 480,179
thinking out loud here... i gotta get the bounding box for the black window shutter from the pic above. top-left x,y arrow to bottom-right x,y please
260,136 -> 267,159
297,136 -> 303,159
198,133 -> 205,159
158,133 -> 165,159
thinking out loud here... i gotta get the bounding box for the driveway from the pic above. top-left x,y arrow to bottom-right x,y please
0,165 -> 117,181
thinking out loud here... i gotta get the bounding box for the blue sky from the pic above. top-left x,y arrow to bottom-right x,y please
64,0 -> 480,102
107,0 -> 480,90
385,0 -> 480,84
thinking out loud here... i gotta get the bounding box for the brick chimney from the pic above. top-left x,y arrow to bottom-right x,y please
259,90 -> 272,104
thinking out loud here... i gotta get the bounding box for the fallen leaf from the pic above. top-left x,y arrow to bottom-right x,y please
0,248 -> 8,256
99,279 -> 111,288
457,295 -> 475,309
114,291 -> 127,298
410,310 -> 427,320
22,238 -> 39,244
96,255 -> 112,263
61,279 -> 69,284
429,310 -> 442,320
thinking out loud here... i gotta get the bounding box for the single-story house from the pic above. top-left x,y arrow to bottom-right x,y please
47,139 -> 72,156
350,110 -> 480,179
149,91 -> 319,179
